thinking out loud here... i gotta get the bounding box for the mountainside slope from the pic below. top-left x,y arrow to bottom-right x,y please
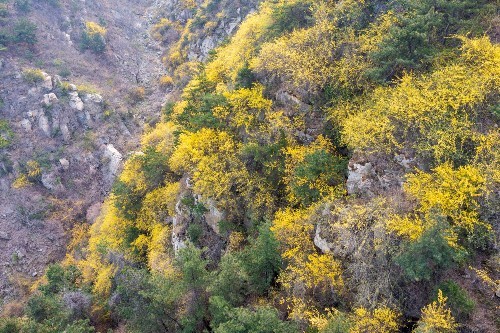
0,0 -> 254,307
1,0 -> 499,333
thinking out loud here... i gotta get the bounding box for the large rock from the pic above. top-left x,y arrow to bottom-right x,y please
346,152 -> 415,197
224,15 -> 241,35
42,93 -> 58,107
314,224 -> 332,253
69,92 -> 84,111
172,199 -> 187,254
41,171 -> 64,191
200,36 -> 216,58
60,123 -> 71,141
41,72 -> 53,91
275,89 -> 311,113
59,158 -> 69,170
82,93 -> 103,104
0,231 -> 10,240
86,202 -> 102,223
347,161 -> 376,197
18,119 -> 32,132
203,198 -> 224,235
38,114 -> 51,137
103,144 -> 123,181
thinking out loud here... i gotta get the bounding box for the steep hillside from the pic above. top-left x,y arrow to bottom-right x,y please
1,0 -> 499,333
0,0 -> 253,309
0,0 -> 163,305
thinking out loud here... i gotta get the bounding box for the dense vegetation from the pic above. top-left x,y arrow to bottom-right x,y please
2,0 -> 499,332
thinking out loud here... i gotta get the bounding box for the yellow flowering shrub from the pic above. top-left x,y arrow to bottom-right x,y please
169,128 -> 249,212
205,4 -> 275,83
141,121 -> 178,155
350,306 -> 400,333
342,36 -> 500,163
414,290 -> 458,333
272,207 -> 343,303
85,21 -> 106,37
136,182 -> 181,231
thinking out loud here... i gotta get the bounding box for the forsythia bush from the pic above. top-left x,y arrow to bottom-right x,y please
414,290 -> 458,333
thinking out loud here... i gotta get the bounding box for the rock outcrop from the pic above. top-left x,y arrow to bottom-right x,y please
346,151 -> 420,197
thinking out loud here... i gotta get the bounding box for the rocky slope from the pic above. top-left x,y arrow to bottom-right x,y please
0,0 -> 250,305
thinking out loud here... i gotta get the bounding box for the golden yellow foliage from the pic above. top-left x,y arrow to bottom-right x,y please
303,253 -> 343,289
11,174 -> 30,189
65,223 -> 90,262
253,20 -> 338,92
226,231 -> 246,252
414,290 -> 458,333
147,224 -> 175,275
79,198 -> 134,292
85,21 -> 107,37
341,36 -> 500,162
411,164 -> 485,231
92,263 -> 116,298
387,163 -> 488,246
119,154 -> 148,194
159,75 -> 174,88
271,208 -> 315,262
205,4 -> 274,83
350,306 -> 400,333
385,214 -> 425,241
272,207 -> 343,298
141,121 -> 178,155
474,130 -> 500,186
215,84 -> 272,131
26,160 -> 41,179
169,129 -> 249,212
253,4 -> 396,93
136,182 -> 180,231
470,266 -> 499,294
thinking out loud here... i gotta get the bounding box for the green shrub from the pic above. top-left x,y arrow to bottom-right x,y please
80,22 -> 106,53
212,304 -> 298,333
235,63 -> 256,89
0,318 -> 22,333
38,264 -> 81,295
210,254 -> 249,307
290,149 -> 347,206
268,1 -> 314,37
12,19 -> 37,45
114,269 -> 183,333
396,222 -> 466,281
26,293 -> 62,322
367,0 -> 490,82
322,311 -> 351,333
80,31 -> 105,53
242,222 -> 282,295
58,66 -> 71,78
435,280 -> 475,319
187,222 -> 203,244
0,119 -> 13,149
112,180 -> 144,220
